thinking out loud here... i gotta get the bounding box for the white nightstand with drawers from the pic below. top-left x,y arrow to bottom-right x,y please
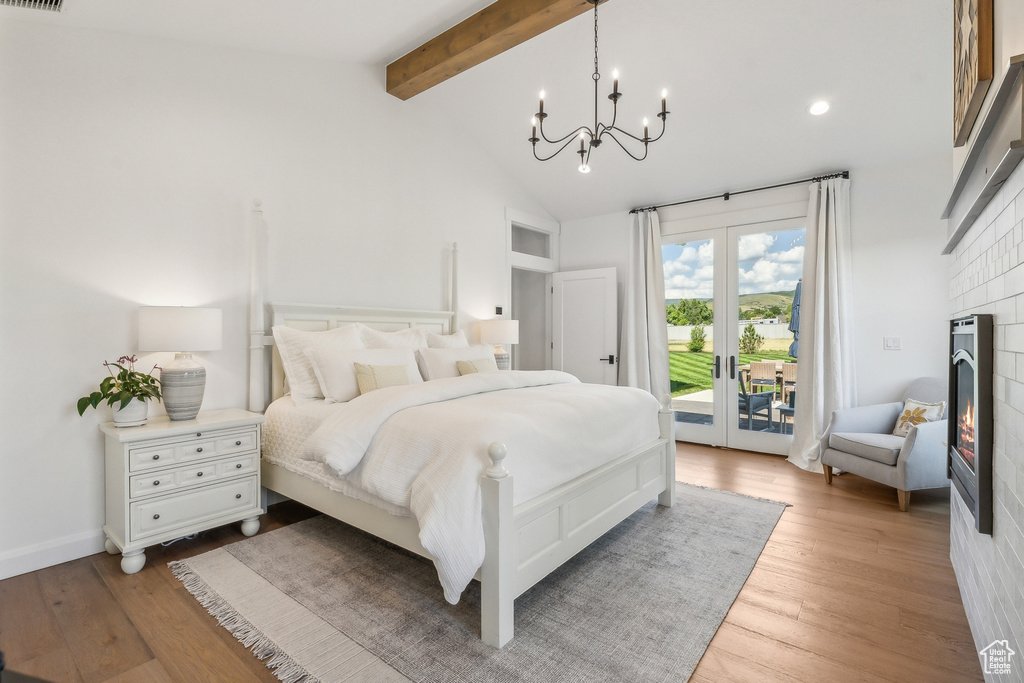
99,408 -> 265,574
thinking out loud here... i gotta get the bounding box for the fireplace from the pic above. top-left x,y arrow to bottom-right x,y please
948,314 -> 993,534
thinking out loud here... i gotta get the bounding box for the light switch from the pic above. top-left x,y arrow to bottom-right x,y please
883,336 -> 902,350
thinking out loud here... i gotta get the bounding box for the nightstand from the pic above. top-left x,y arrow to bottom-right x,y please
99,408 -> 265,574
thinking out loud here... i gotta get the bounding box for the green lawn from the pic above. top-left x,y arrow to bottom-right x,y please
669,350 -> 795,396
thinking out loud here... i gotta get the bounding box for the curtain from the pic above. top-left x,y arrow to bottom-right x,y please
788,177 -> 857,472
618,210 -> 670,399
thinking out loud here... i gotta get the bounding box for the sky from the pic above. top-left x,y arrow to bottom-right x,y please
662,228 -> 805,301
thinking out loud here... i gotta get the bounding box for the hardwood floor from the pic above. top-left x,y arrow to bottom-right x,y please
0,444 -> 982,682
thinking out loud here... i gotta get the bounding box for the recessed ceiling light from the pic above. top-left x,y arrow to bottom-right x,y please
809,101 -> 830,116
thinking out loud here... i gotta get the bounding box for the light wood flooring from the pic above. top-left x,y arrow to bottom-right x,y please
0,443 -> 982,682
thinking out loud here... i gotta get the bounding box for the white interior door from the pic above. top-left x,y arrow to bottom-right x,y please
552,268 -> 617,385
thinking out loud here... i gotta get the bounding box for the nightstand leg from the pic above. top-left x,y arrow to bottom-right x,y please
121,549 -> 146,574
104,537 -> 120,555
241,516 -> 260,537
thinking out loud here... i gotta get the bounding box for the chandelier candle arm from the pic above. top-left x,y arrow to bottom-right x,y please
527,0 -> 668,171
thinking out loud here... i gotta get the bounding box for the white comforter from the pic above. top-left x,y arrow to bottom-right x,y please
302,370 -> 661,603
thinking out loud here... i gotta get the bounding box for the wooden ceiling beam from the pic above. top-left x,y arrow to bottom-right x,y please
386,0 -> 606,101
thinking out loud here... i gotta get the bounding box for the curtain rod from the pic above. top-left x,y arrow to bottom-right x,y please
629,170 -> 849,214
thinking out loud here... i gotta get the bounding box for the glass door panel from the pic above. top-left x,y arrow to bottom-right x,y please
663,219 -> 804,455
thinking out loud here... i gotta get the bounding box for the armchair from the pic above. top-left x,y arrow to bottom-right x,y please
820,377 -> 948,511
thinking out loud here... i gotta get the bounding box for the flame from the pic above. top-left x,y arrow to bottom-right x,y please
958,399 -> 975,467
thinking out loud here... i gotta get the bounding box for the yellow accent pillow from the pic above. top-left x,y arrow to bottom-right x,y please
893,399 -> 945,437
353,363 -> 411,395
456,358 -> 499,375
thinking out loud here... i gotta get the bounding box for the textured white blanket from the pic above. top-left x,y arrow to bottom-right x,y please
303,371 -> 661,603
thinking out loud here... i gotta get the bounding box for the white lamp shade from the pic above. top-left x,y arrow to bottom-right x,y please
480,319 -> 519,345
138,307 -> 223,352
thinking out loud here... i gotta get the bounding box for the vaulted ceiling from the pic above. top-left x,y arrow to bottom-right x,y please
4,0 -> 952,221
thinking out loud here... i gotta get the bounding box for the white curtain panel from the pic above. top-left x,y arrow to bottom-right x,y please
788,178 -> 857,472
618,210 -> 670,399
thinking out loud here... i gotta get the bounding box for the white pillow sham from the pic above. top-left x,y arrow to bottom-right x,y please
307,346 -> 423,403
416,345 -> 496,381
359,324 -> 429,349
456,357 -> 499,375
427,329 -> 469,348
272,324 -> 364,403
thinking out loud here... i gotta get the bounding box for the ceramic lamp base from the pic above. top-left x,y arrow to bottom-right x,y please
493,344 -> 510,371
161,352 -> 206,421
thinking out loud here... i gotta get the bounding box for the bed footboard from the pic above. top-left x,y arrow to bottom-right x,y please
479,402 -> 675,648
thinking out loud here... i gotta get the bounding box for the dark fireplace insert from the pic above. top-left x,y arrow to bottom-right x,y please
948,314 -> 993,534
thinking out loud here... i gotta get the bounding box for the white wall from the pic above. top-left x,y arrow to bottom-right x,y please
558,155 -> 952,404
849,154 -> 953,404
0,20 -> 550,578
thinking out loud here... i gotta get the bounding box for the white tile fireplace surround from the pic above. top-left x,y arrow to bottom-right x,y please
948,155 -> 1024,667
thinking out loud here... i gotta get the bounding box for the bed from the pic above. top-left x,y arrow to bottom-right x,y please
246,205 -> 674,648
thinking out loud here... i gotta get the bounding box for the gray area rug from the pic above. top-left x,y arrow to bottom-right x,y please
171,483 -> 786,683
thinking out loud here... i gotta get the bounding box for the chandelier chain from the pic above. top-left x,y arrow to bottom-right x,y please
593,1 -> 599,79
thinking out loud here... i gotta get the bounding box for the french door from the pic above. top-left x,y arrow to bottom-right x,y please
663,218 -> 805,455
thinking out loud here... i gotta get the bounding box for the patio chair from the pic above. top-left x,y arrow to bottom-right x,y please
778,389 -> 795,434
739,374 -> 773,431
749,361 -> 778,396
781,362 -> 797,404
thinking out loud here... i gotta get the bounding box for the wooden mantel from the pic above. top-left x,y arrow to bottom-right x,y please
942,54 -> 1024,254
386,0 -> 605,101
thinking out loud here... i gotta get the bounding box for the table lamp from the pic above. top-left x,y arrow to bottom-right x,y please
138,306 -> 222,420
480,319 -> 519,371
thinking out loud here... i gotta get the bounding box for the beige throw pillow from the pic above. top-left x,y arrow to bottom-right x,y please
893,399 -> 945,437
456,357 -> 499,375
354,363 -> 411,395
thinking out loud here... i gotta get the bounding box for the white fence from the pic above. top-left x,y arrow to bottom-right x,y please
668,322 -> 794,341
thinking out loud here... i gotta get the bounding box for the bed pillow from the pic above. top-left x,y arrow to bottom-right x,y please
893,398 -> 945,437
417,345 -> 496,381
359,324 -> 429,349
354,363 -> 412,395
307,346 -> 422,403
427,329 -> 470,349
456,357 -> 499,375
272,324 -> 364,403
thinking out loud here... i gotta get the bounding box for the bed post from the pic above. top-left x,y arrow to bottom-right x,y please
248,199 -> 268,413
480,441 -> 514,648
447,242 -> 459,331
658,393 -> 676,507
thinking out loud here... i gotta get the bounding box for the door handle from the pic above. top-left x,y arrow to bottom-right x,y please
600,355 -> 615,365
729,355 -> 736,380
714,355 -> 721,379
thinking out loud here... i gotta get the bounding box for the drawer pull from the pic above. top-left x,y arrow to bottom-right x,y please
196,447 -> 203,453
152,454 -> 160,461
197,471 -> 204,477
235,494 -> 242,499
236,440 -> 242,446
236,463 -> 242,469
196,432 -> 202,437
153,514 -> 160,520
153,480 -> 160,486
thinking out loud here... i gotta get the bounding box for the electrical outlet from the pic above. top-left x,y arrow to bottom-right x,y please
883,336 -> 902,350
495,306 -> 502,315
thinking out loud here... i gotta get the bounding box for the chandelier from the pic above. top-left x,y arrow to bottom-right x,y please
529,0 -> 668,173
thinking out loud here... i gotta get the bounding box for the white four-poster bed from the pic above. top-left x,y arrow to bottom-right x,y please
245,201 -> 675,648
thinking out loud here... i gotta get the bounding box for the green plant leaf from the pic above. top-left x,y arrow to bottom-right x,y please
77,396 -> 92,416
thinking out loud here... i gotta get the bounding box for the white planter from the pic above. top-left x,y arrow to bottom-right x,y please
113,397 -> 148,427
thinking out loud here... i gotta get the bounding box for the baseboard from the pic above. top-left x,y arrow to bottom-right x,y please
0,529 -> 106,581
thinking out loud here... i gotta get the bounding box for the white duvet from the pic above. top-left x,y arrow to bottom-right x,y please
302,370 -> 661,603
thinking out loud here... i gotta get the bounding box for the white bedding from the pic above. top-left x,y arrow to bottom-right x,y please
266,371 -> 661,604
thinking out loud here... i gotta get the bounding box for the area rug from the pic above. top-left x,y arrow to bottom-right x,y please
170,483 -> 786,683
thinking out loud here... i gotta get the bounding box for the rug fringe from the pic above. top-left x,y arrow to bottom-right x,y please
168,560 -> 319,683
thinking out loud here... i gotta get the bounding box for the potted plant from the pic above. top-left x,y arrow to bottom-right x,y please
77,355 -> 162,427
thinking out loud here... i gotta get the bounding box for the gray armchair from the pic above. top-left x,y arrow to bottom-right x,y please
820,377 -> 949,511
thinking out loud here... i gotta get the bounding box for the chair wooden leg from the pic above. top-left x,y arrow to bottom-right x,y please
822,465 -> 833,484
897,489 -> 910,512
